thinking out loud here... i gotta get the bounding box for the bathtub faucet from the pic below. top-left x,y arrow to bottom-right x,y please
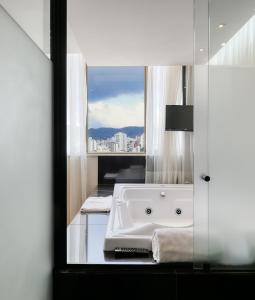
160,191 -> 166,198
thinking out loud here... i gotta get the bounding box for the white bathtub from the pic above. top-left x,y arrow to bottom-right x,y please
104,184 -> 193,251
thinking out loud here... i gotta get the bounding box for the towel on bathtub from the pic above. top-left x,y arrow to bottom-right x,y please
152,227 -> 193,263
80,195 -> 113,214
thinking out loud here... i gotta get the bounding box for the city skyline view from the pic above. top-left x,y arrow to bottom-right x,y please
88,130 -> 145,153
87,67 -> 145,153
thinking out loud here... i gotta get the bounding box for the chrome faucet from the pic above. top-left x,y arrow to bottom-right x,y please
160,191 -> 166,198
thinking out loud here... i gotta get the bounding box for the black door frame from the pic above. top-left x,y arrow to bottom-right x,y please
50,3 -> 255,299
51,0 -> 255,275
50,0 -> 194,272
51,0 -> 67,269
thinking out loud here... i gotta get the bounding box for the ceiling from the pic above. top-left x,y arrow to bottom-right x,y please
0,0 -> 254,65
68,0 -> 255,65
67,0 -> 194,65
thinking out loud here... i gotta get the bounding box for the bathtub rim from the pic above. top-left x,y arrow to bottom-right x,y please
104,183 -> 194,252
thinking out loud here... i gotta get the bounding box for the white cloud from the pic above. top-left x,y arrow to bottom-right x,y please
88,93 -> 144,128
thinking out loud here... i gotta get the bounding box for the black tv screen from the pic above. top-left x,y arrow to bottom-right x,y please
165,105 -> 193,132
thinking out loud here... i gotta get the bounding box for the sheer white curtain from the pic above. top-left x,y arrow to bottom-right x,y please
146,66 -> 193,184
210,15 -> 255,66
67,54 -> 87,224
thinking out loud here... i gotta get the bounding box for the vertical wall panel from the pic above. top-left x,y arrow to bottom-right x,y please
194,0 -> 255,267
208,0 -> 255,266
193,0 -> 209,265
0,5 -> 52,300
208,66 -> 255,265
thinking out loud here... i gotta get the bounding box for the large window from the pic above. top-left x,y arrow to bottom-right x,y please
87,66 -> 145,154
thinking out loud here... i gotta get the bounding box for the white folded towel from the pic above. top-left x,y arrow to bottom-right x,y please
152,227 -> 193,263
80,195 -> 113,214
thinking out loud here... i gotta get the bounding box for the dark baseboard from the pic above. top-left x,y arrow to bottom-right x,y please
54,267 -> 255,300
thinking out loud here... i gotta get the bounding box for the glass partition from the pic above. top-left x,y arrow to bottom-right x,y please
0,3 -> 52,299
194,0 -> 255,268
193,0 -> 210,266
208,0 -> 255,267
67,0 -> 195,265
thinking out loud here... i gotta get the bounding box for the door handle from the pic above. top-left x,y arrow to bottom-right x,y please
201,175 -> 210,182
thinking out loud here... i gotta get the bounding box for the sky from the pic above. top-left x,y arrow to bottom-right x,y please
87,67 -> 145,128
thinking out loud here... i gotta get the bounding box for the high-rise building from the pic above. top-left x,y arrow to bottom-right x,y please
140,133 -> 145,150
114,132 -> 128,152
108,141 -> 119,152
88,137 -> 97,152
88,131 -> 144,153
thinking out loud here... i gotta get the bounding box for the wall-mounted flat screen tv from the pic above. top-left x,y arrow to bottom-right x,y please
165,105 -> 193,132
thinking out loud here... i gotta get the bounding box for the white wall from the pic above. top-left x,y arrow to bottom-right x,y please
0,5 -> 52,300
0,0 -> 50,55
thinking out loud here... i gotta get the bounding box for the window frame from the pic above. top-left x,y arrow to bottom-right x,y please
86,65 -> 147,156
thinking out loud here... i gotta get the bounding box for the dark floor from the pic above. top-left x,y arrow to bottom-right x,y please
67,184 -> 154,264
68,213 -> 154,264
